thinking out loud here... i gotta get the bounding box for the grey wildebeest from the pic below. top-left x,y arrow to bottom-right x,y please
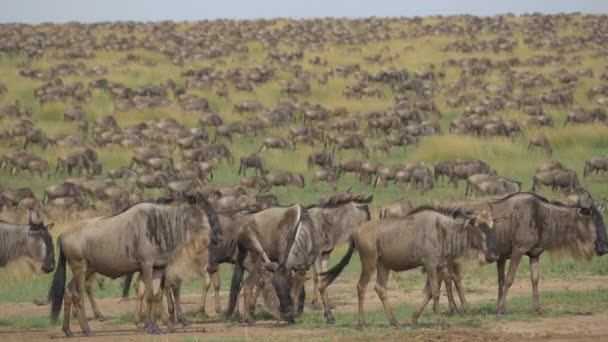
238,153 -> 267,176
457,192 -> 608,316
0,212 -> 55,273
226,204 -> 317,324
320,206 -> 497,329
307,193 -> 372,323
584,156 -> 608,178
532,169 -> 580,193
48,194 -> 222,336
527,134 -> 553,155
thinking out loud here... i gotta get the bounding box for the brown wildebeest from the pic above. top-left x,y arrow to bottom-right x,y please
240,175 -> 272,193
584,156 -> 608,178
331,134 -> 369,158
321,206 -> 497,328
527,134 -> 552,155
378,198 -> 413,218
0,188 -> 36,211
238,153 -> 267,176
307,193 -> 372,323
226,204 -> 317,324
259,137 -> 295,152
312,169 -> 338,191
265,171 -> 305,188
449,160 -> 493,187
0,212 -> 55,273
457,192 -> 608,316
532,169 -> 580,193
373,165 -> 398,188
337,158 -> 362,177
43,183 -> 82,204
536,160 -> 564,173
48,194 -> 222,336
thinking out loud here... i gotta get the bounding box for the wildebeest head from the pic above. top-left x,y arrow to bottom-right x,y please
467,210 -> 498,263
265,262 -> 296,323
26,212 -> 55,273
574,202 -> 608,257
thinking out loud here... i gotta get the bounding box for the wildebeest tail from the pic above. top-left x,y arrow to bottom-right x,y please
122,273 -> 134,299
320,239 -> 356,286
225,248 -> 245,320
583,161 -> 589,178
48,242 -> 66,324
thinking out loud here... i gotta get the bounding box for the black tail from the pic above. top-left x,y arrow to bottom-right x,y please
197,196 -> 222,245
122,273 -> 134,299
225,248 -> 245,320
48,242 -> 66,324
583,161 -> 589,178
320,240 -> 356,287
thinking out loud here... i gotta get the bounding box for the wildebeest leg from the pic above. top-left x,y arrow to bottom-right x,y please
411,278 -> 432,324
442,269 -> 458,315
165,284 -> 175,322
356,258 -> 375,329
452,263 -> 469,313
375,265 -> 400,328
242,271 -> 262,324
311,256 -> 322,310
211,271 -> 222,314
239,235 -> 273,267
172,284 -> 190,326
134,273 -> 145,329
141,264 -> 162,334
497,252 -> 524,316
62,280 -> 75,337
496,257 -> 506,303
428,267 -> 449,329
529,256 -> 543,314
199,272 -> 212,316
85,273 -> 106,321
71,261 -> 92,336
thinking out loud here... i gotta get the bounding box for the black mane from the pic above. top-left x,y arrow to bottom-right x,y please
407,205 -> 473,219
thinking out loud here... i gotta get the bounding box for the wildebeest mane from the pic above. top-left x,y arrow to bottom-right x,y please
315,192 -> 373,208
0,225 -> 28,266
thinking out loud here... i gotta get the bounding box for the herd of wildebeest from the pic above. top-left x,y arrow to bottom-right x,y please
1,13 -> 608,337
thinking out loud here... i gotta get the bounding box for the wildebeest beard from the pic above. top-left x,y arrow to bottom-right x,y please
591,207 -> 608,256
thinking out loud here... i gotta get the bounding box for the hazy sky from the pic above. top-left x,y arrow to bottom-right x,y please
1,0 -> 607,23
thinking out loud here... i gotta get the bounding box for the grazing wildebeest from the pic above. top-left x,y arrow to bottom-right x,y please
457,193 -> 608,316
449,160 -> 493,187
259,137 -> 295,152
536,160 -> 564,173
337,158 -> 362,178
527,134 -> 552,155
312,169 -> 338,191
0,212 -> 55,273
321,206 -> 497,328
532,169 -> 580,193
265,171 -> 305,188
433,160 -> 453,184
43,183 -> 82,204
307,151 -> 335,169
48,194 -> 222,336
378,198 -> 413,218
238,153 -> 267,176
307,193 -> 372,323
584,156 -> 608,178
226,204 -> 317,324
0,188 -> 36,211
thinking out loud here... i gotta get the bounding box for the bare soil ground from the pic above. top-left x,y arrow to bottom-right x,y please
1,273 -> 608,341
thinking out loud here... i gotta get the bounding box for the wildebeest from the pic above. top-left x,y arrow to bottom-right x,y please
265,171 -> 305,188
458,193 -> 607,315
378,198 -> 413,218
584,156 -> 608,178
238,153 -> 267,176
0,212 -> 55,273
321,206 -> 497,328
307,193 -> 372,323
307,151 -> 335,169
226,204 -> 317,324
532,169 -> 580,193
259,137 -> 295,152
48,194 -> 222,336
312,169 -> 338,191
449,159 -> 493,187
527,134 -> 552,155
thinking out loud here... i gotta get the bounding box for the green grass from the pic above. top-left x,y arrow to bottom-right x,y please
0,316 -> 51,329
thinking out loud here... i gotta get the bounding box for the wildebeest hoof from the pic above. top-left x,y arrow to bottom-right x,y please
62,328 -> 73,337
410,314 -> 420,325
390,320 -> 403,329
357,321 -> 368,330
199,310 -> 210,319
311,301 -> 322,310
82,328 -> 92,337
94,313 -> 106,321
178,316 -> 191,327
533,306 -> 544,315
439,320 -> 450,330
325,315 -> 336,325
